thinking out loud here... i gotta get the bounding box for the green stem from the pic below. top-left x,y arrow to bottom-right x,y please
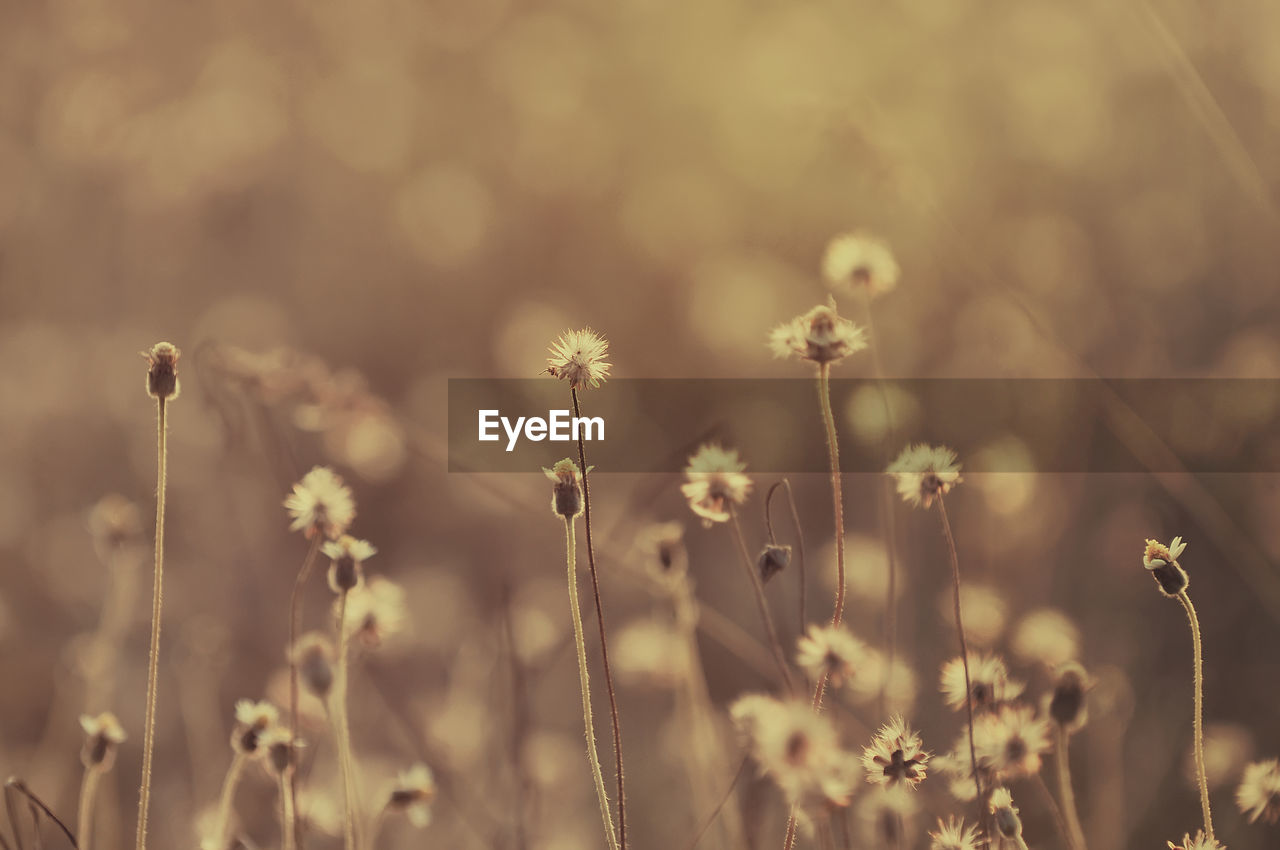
135,397 -> 167,850
1054,725 -> 1088,850
213,752 -> 248,849
1178,590 -> 1214,842
78,767 -> 102,850
564,517 -> 621,850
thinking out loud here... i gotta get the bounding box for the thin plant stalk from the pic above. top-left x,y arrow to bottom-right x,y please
1053,725 -> 1088,850
366,804 -> 389,850
816,362 -> 846,630
333,590 -> 361,850
937,496 -> 983,818
1177,589 -> 1214,842
78,767 -> 102,850
287,534 -> 323,845
1032,773 -> 1072,849
135,396 -> 168,850
764,480 -> 807,644
563,516 -> 621,850
213,753 -> 248,850
728,508 -> 794,693
279,771 -> 297,850
569,387 -> 627,850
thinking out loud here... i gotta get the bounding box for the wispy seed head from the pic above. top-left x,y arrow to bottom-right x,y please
546,328 -> 611,391
1237,758 -> 1280,825
888,444 -> 961,509
143,341 -> 181,400
284,466 -> 356,540
680,444 -> 752,526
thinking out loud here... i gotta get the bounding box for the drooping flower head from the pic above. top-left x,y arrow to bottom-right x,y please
769,300 -> 868,365
79,712 -> 127,770
387,764 -> 437,827
796,624 -> 871,689
1166,831 -> 1225,850
822,232 -> 900,298
928,816 -> 980,850
940,653 -> 1023,714
1143,536 -> 1189,597
323,535 -> 377,594
143,341 -> 181,400
888,444 -> 962,509
543,458 -> 585,519
1237,758 -> 1280,824
681,444 -> 752,526
861,715 -> 930,789
285,466 -> 356,540
546,328 -> 611,391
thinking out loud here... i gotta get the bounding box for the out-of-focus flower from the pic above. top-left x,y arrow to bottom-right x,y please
856,785 -> 918,846
79,712 -> 126,769
681,444 -> 752,526
546,328 -> 611,391
87,494 -> 144,555
796,624 -> 870,689
259,725 -> 295,777
978,705 -> 1052,781
769,301 -> 867,365
861,716 -> 929,789
231,699 -> 280,757
1237,758 -> 1280,824
938,584 -> 1007,647
887,445 -> 961,509
614,619 -> 689,689
343,577 -> 408,649
989,787 -> 1024,840
635,521 -> 687,580
324,535 -> 376,594
1012,608 -> 1081,668
730,694 -> 856,812
1144,536 -> 1189,597
1047,662 -> 1091,732
822,232 -> 900,298
291,632 -> 336,700
285,467 -> 356,540
387,764 -> 436,827
928,816 -> 980,850
940,653 -> 1023,713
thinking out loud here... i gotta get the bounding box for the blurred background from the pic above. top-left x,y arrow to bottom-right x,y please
1,0 -> 1279,847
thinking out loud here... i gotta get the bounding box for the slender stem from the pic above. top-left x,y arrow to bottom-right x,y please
135,397 -> 167,850
937,496 -> 983,820
366,803 -> 389,850
764,480 -> 807,646
1178,590 -> 1214,842
334,590 -> 361,850
287,534 -> 322,849
1032,772 -> 1072,849
782,813 -> 798,850
1054,725 -> 1088,850
563,517 -> 621,850
816,363 -> 846,629
680,756 -> 749,850
280,771 -> 297,850
213,752 -> 248,850
728,508 -> 795,693
570,387 -> 627,850
78,768 -> 102,850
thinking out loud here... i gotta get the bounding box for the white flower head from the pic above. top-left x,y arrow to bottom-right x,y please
888,444 -> 961,509
546,328 -> 611,390
681,444 -> 753,526
769,300 -> 868,365
822,232 -> 900,298
388,763 -> 436,827
940,653 -> 1023,713
1237,758 -> 1280,824
796,624 -> 871,689
343,576 -> 408,649
861,715 -> 930,789
79,711 -> 127,769
285,466 -> 356,540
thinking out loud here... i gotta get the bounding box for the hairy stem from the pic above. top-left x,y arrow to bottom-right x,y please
333,590 -> 361,850
728,508 -> 795,693
1053,725 -> 1088,850
564,517 -> 621,850
287,534 -> 322,848
135,397 -> 167,850
816,363 -> 846,628
938,496 -> 983,821
213,753 -> 248,850
78,768 -> 102,850
1178,590 -> 1214,842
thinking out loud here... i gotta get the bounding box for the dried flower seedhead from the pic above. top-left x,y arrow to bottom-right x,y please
1167,831 -> 1225,850
681,444 -> 753,526
546,328 -> 611,391
757,543 -> 792,583
769,300 -> 868,365
1144,536 -> 1189,597
796,623 -> 869,689
988,787 -> 1023,838
862,715 -> 930,789
285,466 -> 356,540
342,576 -> 407,649
388,764 -> 437,827
822,232 -> 900,298
259,725 -> 295,777
543,459 -> 584,519
888,444 -> 962,509
323,535 -> 376,594
291,632 -> 335,699
940,653 -> 1023,714
231,699 -> 280,757
977,705 -> 1052,781
143,341 -> 181,400
1048,661 -> 1091,731
1237,758 -> 1280,824
79,712 -> 127,770
928,816 -> 980,850
87,494 -> 145,554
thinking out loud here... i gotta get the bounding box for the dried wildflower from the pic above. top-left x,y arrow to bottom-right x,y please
142,341 -> 181,400
1237,758 -> 1280,824
87,494 -> 144,553
1167,831 -> 1225,850
80,712 -> 127,769
929,816 -> 980,850
941,653 -> 1023,713
323,535 -> 376,594
544,459 -> 585,519
822,232 -> 900,298
888,444 -> 962,509
769,300 -> 868,365
861,716 -> 930,789
259,725 -> 295,777
343,576 -> 407,649
635,521 -> 687,579
796,624 -> 870,689
978,705 -> 1052,781
291,632 -> 336,699
989,787 -> 1024,839
1144,536 -> 1190,597
231,700 -> 280,757
757,544 -> 792,583
387,764 -> 436,827
680,444 -> 752,526
546,328 -> 611,390
730,694 -> 855,810
285,466 -> 356,540
1047,661 -> 1090,731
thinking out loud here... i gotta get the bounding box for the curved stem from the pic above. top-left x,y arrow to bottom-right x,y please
78,767 -> 102,850
1178,590 -> 1214,842
764,480 -> 807,647
213,753 -> 248,850
728,508 -> 794,693
334,590 -> 361,850
564,517 -> 621,850
135,397 -> 167,850
1053,725 -> 1088,850
816,363 -> 846,629
570,387 -> 627,850
287,534 -> 322,848
937,496 -> 983,822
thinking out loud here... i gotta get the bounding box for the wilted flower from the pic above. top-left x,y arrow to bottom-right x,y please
1237,758 -> 1280,824
324,535 -> 377,594
544,459 -> 585,519
343,577 -> 408,648
1144,536 -> 1190,597
79,712 -> 127,769
546,328 -> 611,391
681,444 -> 752,526
757,544 -> 792,583
822,232 -> 900,298
978,705 -> 1052,781
888,444 -> 961,509
1167,831 -> 1225,850
231,700 -> 280,757
796,624 -> 870,689
1047,661 -> 1090,731
387,764 -> 437,827
940,653 -> 1023,713
291,632 -> 336,699
769,300 -> 868,365
928,816 -> 980,850
861,716 -> 930,789
285,467 -> 356,540
143,341 -> 181,400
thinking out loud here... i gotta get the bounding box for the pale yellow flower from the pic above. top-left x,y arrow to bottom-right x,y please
888,444 -> 961,509
546,328 -> 611,390
861,716 -> 929,789
681,444 -> 752,525
1237,758 -> 1280,824
769,301 -> 867,365
285,466 -> 356,540
822,232 -> 900,298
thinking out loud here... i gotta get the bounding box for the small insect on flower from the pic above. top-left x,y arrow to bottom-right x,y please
681,444 -> 753,526
822,232 -> 900,298
977,705 -> 1052,782
546,328 -> 611,391
342,576 -> 408,649
1047,661 -> 1091,732
888,444 -> 962,509
1144,536 -> 1190,597
291,632 -> 336,699
796,624 -> 870,689
285,466 -> 356,540
142,341 -> 181,400
387,764 -> 437,828
940,653 -> 1024,714
544,458 -> 585,519
323,535 -> 376,594
80,712 -> 127,770
928,815 -> 980,850
231,700 -> 280,757
861,715 -> 930,789
1166,830 -> 1225,850
769,300 -> 868,365
1237,758 -> 1280,824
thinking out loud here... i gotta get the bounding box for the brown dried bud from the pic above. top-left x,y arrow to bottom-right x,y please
142,342 -> 181,400
756,544 -> 791,583
1048,662 -> 1090,731
544,459 -> 584,519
